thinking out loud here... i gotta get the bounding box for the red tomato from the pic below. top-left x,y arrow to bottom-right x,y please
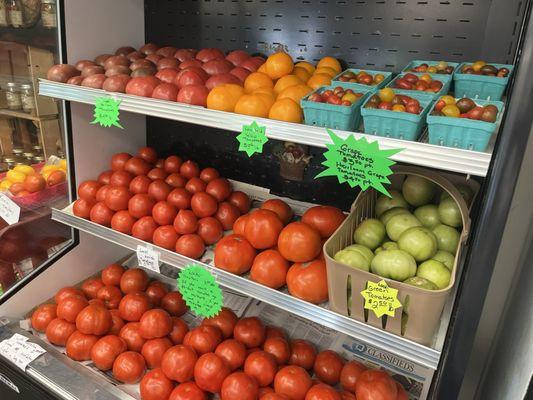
355,370 -> 398,400
286,259 -> 328,304
113,351 -> 146,383
132,216 -> 158,242
73,198 -> 95,218
152,201 -> 177,225
232,215 -> 248,235
221,372 -> 259,400
76,304 -> 112,335
128,193 -> 155,218
206,178 -> 232,202
129,175 -> 152,194
301,206 -> 345,239
110,170 -> 135,187
244,209 -> 283,249
125,157 -> 152,176
173,209 -> 198,234
175,234 -> 205,259
166,173 -> 187,188
228,191 -> 251,214
202,307 -> 238,339
266,326 -> 287,340
169,317 -> 189,344
161,344 -> 198,382
169,382 -> 207,400
250,249 -> 289,289
57,295 -> 89,322
111,210 -> 136,234
120,268 -> 149,293
109,310 -> 125,335
184,325 -> 223,355
153,225 -> 179,250
340,360 -> 366,392
244,350 -> 277,387
215,339 -> 247,371
180,160 -> 200,179
261,392 -> 288,400
111,153 -> 132,171
31,304 -> 57,332
148,180 -> 172,202
91,334 -> 127,370
90,202 -> 115,226
167,188 -> 192,210
138,146 -> 158,164
199,167 -> 220,183
258,386 -> 275,397
46,318 -> 76,346
140,309 -> 173,339
278,222 -> 322,262
140,367 -> 175,400
274,365 -> 313,400
194,353 -> 230,393
78,180 -> 102,201
148,167 -> 169,181
215,202 -> 240,230
197,217 -> 223,245
261,199 -> 293,225
89,299 -> 106,308
145,281 -> 168,306
142,337 -> 173,368
96,285 -> 122,309
214,234 -> 256,274
119,292 -> 151,322
81,278 -> 105,299
305,383 -> 341,400
185,177 -> 207,193
313,350 -> 344,385
66,330 -> 99,361
98,170 -> 113,185
264,337 -> 290,365
191,192 -> 218,218
289,340 -> 317,370
55,287 -> 85,304
152,83 -> 179,101
164,156 -> 183,173
234,317 -> 265,348
96,185 -> 110,202
161,291 -> 187,316
101,263 -> 125,286
155,158 -> 165,168
119,322 -> 146,351
340,391 -> 356,400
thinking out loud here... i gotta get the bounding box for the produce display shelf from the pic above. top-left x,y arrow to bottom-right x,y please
38,80 -> 491,177
52,204 -> 441,370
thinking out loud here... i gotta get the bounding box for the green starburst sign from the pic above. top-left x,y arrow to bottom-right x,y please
361,280 -> 402,318
315,129 -> 402,197
178,265 -> 223,318
90,97 -> 123,129
237,121 -> 268,157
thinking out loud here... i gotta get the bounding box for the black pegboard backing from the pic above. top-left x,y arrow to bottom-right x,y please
145,0 -> 526,71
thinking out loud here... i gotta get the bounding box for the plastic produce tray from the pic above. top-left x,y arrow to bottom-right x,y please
331,68 -> 393,91
453,62 -> 514,100
386,72 -> 452,98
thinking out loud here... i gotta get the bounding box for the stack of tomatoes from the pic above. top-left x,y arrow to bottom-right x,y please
72,146 -> 251,260
30,263 -> 406,400
214,200 -> 346,305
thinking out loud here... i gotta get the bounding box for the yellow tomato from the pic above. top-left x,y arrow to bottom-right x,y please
378,88 -> 395,103
6,170 -> 26,183
41,164 -> 60,173
472,61 -> 486,72
341,92 -> 358,104
374,74 -> 385,84
13,165 -> 34,175
59,159 -> 67,169
419,74 -> 432,83
392,104 -> 406,112
0,180 -> 12,191
440,95 -> 456,105
442,104 -> 461,117
427,66 -> 437,73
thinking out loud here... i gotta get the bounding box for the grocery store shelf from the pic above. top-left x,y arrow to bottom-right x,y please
39,79 -> 492,177
0,108 -> 57,121
52,205 -> 441,370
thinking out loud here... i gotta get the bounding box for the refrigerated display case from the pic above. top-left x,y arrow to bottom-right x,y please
0,1 -> 532,399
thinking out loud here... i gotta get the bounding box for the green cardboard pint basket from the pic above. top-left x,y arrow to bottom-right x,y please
386,72 -> 452,98
454,62 -> 514,100
402,60 -> 459,74
332,68 -> 393,91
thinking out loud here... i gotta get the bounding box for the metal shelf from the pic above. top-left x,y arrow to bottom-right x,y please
39,79 -> 492,177
52,204 -> 441,370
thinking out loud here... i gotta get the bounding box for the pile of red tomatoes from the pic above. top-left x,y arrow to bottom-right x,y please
30,264 -> 406,400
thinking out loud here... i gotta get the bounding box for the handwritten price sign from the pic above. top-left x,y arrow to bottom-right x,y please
178,265 -> 223,318
360,280 -> 402,318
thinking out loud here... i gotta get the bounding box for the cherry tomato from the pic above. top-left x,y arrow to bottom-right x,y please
175,234 -> 205,259
145,281 -> 168,306
244,209 -> 283,249
166,173 -> 187,188
119,292 -> 151,322
161,344 -> 198,382
191,192 -> 218,218
90,202 -> 115,226
355,370 -> 398,400
55,287 -> 85,304
139,309 -> 173,339
215,202 -> 240,230
261,199 -> 293,225
313,350 -> 344,385
152,201 -> 177,225
138,146 -> 158,164
81,278 -> 105,299
96,185 -> 111,202
228,191 -> 251,214
194,353 -> 230,393
232,215 -> 248,235
119,322 -> 146,351
305,383 -> 342,400
31,304 -> 57,332
167,188 -> 192,209
244,350 -> 277,387
215,339 -> 247,371
97,285 -> 123,309
185,177 -> 207,193
132,216 -> 158,242
125,157 -> 152,176
161,291 -> 187,316
128,193 -> 155,218
250,249 -> 289,289
110,170 -> 135,187
73,198 -> 95,219
120,268 -> 149,293
264,337 -> 290,365
301,206 -> 346,239
173,209 -> 198,234
109,310 -> 125,335
164,155 -> 183,173
141,337 -> 173,368
91,334 -> 127,370
153,225 -> 179,250
221,371 -> 259,400
206,178 -> 232,202
129,175 -> 152,194
111,210 -> 137,234
98,170 -> 113,185
234,317 -> 265,348
199,167 -> 220,183
202,307 -> 238,339
113,351 -> 146,383
340,360 -> 366,392
140,368 -> 175,400
286,259 -> 329,304
46,318 -> 76,346
214,234 -> 256,274
289,339 -> 317,370
76,304 -> 112,335
169,317 -> 189,344
148,179 -> 172,202
274,365 -> 312,400
111,152 -> 132,171
78,180 -> 102,201
180,160 -> 200,179
169,382 -> 207,400
184,325 -> 223,355
148,167 -> 168,181
57,295 -> 89,322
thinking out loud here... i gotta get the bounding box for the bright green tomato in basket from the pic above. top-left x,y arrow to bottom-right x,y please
370,249 -> 417,281
334,248 -> 370,272
441,184 -> 474,206
375,190 -> 409,217
432,250 -> 455,270
375,241 -> 399,255
416,259 -> 451,289
386,213 -> 422,241
380,207 -> 410,226
344,244 -> 375,264
432,224 -> 460,253
354,219 -> 386,250
397,226 -> 438,262
438,197 -> 463,228
403,276 -> 438,290
402,176 -> 437,207
414,204 -> 441,229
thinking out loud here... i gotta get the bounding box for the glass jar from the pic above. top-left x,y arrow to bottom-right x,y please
32,155 -> 45,164
41,0 -> 56,28
6,0 -> 22,28
0,1 -> 8,27
20,83 -> 35,113
6,83 -> 22,110
12,148 -> 23,156
3,157 -> 16,170
23,152 -> 34,162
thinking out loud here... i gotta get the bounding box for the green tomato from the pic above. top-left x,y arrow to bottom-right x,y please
440,184 -> 474,206
370,249 -> 417,281
380,207 -> 410,226
354,219 -> 386,250
414,204 -> 440,229
416,260 -> 451,289
375,190 -> 409,217
432,224 -> 460,253
386,213 -> 422,241
397,226 -> 438,262
403,276 -> 438,290
334,248 -> 370,271
344,244 -> 375,264
438,197 -> 462,228
402,175 -> 437,207
432,250 -> 455,270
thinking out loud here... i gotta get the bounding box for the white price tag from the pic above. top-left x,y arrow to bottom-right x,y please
136,245 -> 160,273
0,193 -> 20,225
0,335 -> 46,371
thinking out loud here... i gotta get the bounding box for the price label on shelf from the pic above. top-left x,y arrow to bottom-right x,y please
90,97 -> 123,129
0,193 -> 20,225
136,245 -> 160,273
0,335 -> 46,371
237,121 -> 268,157
178,265 -> 223,318
315,129 -> 402,197
360,280 -> 402,318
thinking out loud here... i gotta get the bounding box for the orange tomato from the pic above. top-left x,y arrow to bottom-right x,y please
206,84 -> 244,112
244,72 -> 274,93
317,56 -> 342,74
268,98 -> 303,123
265,52 -> 294,80
234,94 -> 270,117
278,84 -> 312,104
273,75 -> 303,94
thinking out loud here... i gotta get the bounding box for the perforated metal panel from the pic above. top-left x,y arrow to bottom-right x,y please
145,0 -> 525,70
